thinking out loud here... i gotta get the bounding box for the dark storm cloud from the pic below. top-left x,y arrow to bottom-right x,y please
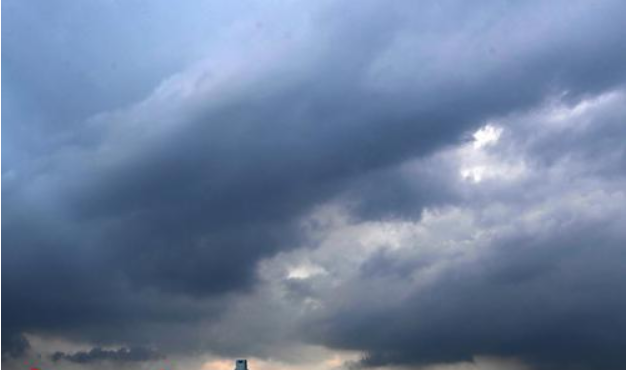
309,213 -> 626,370
51,347 -> 164,364
3,0 -> 626,367
340,156 -> 460,220
1,333 -> 30,360
303,91 -> 626,370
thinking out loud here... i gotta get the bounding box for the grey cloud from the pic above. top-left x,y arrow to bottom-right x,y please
340,158 -> 460,221
506,92 -> 626,178
50,347 -> 164,364
302,89 -> 626,370
4,0 -> 626,367
1,333 -> 30,360
312,216 -> 626,370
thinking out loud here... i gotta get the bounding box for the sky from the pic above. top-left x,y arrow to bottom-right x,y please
2,1 -> 626,369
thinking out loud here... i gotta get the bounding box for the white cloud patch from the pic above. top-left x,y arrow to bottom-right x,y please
457,124 -> 526,183
472,125 -> 502,149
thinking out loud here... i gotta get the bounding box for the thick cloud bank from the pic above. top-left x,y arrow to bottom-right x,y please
3,1 -> 626,369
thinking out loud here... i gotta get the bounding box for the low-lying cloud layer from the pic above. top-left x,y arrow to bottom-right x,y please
51,347 -> 164,364
3,1 -> 626,369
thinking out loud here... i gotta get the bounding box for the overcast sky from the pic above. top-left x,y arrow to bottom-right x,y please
3,1 -> 626,370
